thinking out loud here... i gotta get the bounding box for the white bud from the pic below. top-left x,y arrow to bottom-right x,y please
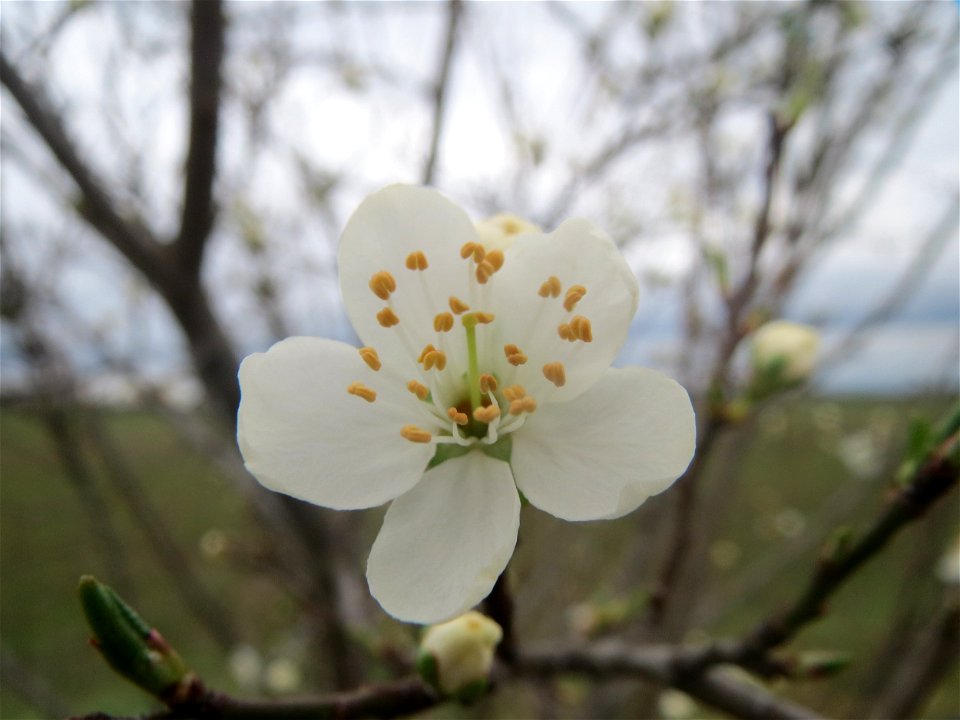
417,611 -> 502,697
936,534 -> 960,585
751,320 -> 820,384
474,214 -> 541,252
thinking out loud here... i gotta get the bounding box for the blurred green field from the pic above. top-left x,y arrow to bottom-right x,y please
1,397 -> 957,719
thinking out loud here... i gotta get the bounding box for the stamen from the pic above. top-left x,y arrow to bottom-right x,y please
447,407 -> 468,426
509,396 -> 538,415
474,405 -> 501,424
376,307 -> 400,327
358,347 -> 381,371
538,276 -> 562,298
433,312 -> 454,332
460,242 -> 485,262
462,311 -> 494,328
479,373 -> 498,393
418,344 -> 437,362
449,296 -> 470,314
486,250 -> 505,271
475,260 -> 495,284
563,285 -> 587,312
570,315 -> 593,342
422,350 -> 447,371
557,323 -> 575,341
504,343 -> 528,366
503,384 -> 527,401
542,361 -> 566,387
346,382 -> 376,403
400,425 -> 432,443
405,251 -> 429,271
369,271 -> 397,300
407,380 -> 430,400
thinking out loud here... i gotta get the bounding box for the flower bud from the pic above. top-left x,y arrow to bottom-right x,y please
474,214 -> 541,252
416,611 -> 502,700
750,320 -> 820,391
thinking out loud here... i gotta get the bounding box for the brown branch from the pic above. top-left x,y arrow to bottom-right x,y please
421,0 -> 462,185
177,0 -> 225,274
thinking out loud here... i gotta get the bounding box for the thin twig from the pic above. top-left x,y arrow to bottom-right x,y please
421,0 -> 462,185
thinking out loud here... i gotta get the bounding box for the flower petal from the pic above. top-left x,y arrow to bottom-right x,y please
483,218 -> 639,404
338,185 -> 480,379
511,366 -> 695,521
366,451 -> 520,624
238,337 -> 436,510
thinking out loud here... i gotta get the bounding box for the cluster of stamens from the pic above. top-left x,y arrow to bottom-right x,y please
346,238 -> 595,446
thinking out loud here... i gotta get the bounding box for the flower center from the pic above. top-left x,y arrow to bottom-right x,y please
346,237 -> 595,452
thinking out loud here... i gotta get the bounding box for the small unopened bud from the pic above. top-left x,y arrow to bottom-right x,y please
78,575 -> 191,697
474,213 -> 541,252
417,611 -> 502,701
750,321 -> 820,395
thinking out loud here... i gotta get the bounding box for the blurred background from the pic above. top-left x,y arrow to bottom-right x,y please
1,2 -> 957,718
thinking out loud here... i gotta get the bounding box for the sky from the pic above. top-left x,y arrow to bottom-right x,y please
1,1 -> 957,399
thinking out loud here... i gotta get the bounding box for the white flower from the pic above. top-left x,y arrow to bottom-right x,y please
751,320 -> 820,384
417,611 -> 502,697
237,185 -> 696,624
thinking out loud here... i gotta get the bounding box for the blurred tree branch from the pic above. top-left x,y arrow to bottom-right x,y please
421,0 -> 462,185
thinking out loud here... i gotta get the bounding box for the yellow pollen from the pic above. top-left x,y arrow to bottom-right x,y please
462,311 -> 495,328
369,271 -> 397,300
422,350 -> 447,371
405,251 -> 429,270
449,296 -> 470,314
358,347 -> 381,371
460,242 -> 485,262
418,344 -> 437,362
475,260 -> 495,284
504,343 -> 528,366
473,404 -> 501,424
479,373 -> 498,393
407,380 -> 430,400
539,276 -> 562,298
558,323 -> 575,341
376,307 -> 400,327
503,384 -> 527,402
570,315 -> 593,342
447,407 -> 469,426
563,285 -> 587,312
346,382 -> 376,403
400,425 -> 432,443
434,312 -> 454,332
509,396 -> 538,415
543,361 -> 566,387
486,249 -> 505,271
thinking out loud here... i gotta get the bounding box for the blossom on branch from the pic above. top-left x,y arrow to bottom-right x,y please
237,185 -> 696,623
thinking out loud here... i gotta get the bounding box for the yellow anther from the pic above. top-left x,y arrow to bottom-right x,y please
503,384 -> 527,402
460,242 -> 485,262
557,323 -> 575,341
475,260 -> 495,284
462,311 -> 495,328
509,396 -> 538,415
447,407 -> 469,426
434,312 -> 454,332
542,361 -> 566,388
504,343 -> 528,366
422,350 -> 447,371
407,380 -> 430,400
473,404 -> 501,424
369,271 -> 397,300
449,296 -> 470,315
486,249 -> 505,271
400,425 -> 432,443
377,307 -> 400,327
570,315 -> 593,342
563,285 -> 587,312
358,347 -> 381,371
475,312 -> 495,324
479,373 -> 498,393
539,276 -> 562,298
405,251 -> 429,271
346,382 -> 376,403
418,344 -> 437,363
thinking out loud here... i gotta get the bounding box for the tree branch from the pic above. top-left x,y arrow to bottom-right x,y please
176,0 -> 225,274
421,0 -> 462,185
